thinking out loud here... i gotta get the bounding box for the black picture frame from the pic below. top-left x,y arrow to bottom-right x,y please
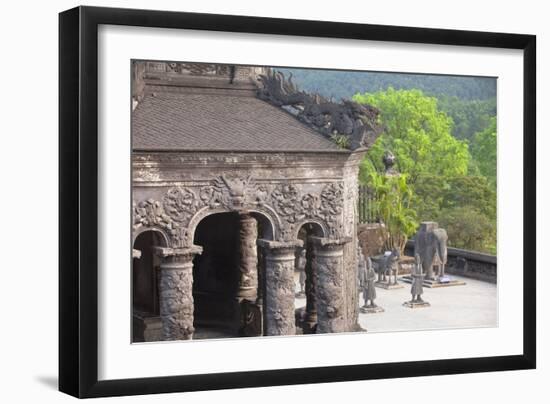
59,5 -> 536,398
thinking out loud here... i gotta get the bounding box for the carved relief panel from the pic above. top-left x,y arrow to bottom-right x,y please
133,175 -> 346,248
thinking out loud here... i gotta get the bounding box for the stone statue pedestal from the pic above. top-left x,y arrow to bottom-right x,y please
360,305 -> 384,314
403,300 -> 431,309
374,281 -> 404,290
401,275 -> 466,288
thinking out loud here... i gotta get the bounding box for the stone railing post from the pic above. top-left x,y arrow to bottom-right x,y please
154,246 -> 202,341
258,239 -> 303,336
311,237 -> 352,334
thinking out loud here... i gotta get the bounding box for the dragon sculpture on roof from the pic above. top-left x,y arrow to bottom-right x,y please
257,69 -> 383,151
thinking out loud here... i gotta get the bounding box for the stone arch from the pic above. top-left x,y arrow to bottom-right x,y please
293,219 -> 328,240
132,226 -> 171,247
186,205 -> 278,245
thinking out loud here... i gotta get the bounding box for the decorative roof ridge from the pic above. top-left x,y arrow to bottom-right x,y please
257,69 -> 383,151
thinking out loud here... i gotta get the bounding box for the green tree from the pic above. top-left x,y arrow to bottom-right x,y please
470,117 -> 497,190
438,206 -> 496,254
368,172 -> 418,254
436,96 -> 496,142
409,174 -> 447,222
441,175 -> 496,219
410,174 -> 496,253
354,88 -> 496,255
354,88 -> 470,185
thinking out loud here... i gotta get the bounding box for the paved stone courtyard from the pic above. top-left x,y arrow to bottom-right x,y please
295,274 -> 497,333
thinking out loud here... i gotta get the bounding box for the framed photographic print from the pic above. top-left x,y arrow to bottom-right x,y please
59,6 -> 536,398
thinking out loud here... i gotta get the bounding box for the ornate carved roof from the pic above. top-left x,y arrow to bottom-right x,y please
132,61 -> 380,153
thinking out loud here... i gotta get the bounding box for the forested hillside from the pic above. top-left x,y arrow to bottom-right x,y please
277,68 -> 496,101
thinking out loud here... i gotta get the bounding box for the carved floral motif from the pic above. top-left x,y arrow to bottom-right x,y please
271,184 -> 300,220
133,199 -> 181,243
320,183 -> 345,238
320,183 -> 344,216
163,187 -> 197,222
299,193 -> 321,218
268,182 -> 344,239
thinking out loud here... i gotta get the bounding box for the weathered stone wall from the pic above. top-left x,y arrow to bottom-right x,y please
357,223 -> 387,257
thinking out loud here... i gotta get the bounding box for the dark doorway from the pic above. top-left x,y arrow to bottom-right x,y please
192,212 -> 241,338
132,230 -> 165,342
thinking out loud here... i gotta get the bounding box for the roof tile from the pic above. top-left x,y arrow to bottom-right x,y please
132,92 -> 344,152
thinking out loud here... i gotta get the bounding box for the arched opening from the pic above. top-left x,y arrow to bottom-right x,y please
295,222 -> 324,334
132,229 -> 167,342
192,211 -> 273,339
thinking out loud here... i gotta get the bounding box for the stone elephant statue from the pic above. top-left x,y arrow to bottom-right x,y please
414,222 -> 448,280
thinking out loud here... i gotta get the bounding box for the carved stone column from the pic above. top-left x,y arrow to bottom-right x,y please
311,237 -> 352,334
235,213 -> 262,336
303,237 -> 318,334
154,246 -> 202,341
237,213 -> 258,300
258,239 -> 303,336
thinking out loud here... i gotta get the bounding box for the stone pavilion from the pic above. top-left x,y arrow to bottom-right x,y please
131,61 -> 382,342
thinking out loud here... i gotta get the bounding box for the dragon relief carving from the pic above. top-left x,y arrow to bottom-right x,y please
214,174 -> 253,209
198,174 -> 265,210
257,70 -> 383,150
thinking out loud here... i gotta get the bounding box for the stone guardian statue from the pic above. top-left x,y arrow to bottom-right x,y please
359,254 -> 384,313
411,254 -> 424,302
403,254 -> 430,308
